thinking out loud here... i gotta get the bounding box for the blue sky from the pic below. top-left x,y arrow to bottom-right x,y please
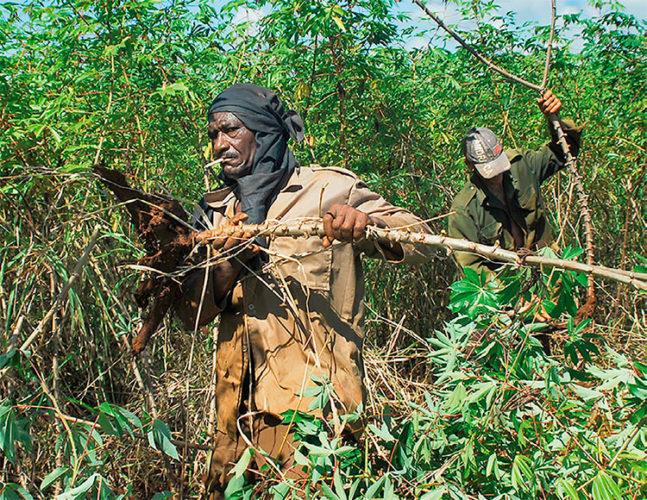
398,0 -> 645,25
395,0 -> 646,50
225,0 -> 645,51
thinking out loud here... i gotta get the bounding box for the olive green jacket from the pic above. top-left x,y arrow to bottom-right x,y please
448,121 -> 581,278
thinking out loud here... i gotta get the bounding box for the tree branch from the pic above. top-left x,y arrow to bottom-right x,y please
411,0 -> 541,92
194,221 -> 647,292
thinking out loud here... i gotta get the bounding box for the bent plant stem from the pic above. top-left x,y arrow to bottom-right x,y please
414,0 -> 597,317
549,113 -> 596,316
540,0 -> 595,316
0,225 -> 102,382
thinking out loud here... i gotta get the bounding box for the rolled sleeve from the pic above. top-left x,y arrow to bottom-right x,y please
348,179 -> 433,264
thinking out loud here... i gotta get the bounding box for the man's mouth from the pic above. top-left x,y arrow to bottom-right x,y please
220,153 -> 239,167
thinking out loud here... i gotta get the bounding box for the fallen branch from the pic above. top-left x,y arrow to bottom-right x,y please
194,221 -> 647,292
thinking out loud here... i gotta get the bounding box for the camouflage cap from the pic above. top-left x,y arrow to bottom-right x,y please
462,127 -> 511,179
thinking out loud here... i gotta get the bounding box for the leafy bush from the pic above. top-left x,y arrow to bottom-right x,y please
0,0 -> 645,498
220,266 -> 646,499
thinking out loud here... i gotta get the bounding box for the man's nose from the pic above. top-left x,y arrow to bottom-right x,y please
212,132 -> 229,157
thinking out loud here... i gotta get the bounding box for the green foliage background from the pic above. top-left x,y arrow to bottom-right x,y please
0,0 -> 645,498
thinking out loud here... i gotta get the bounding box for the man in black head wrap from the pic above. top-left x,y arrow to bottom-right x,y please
206,83 -> 305,225
176,84 -> 432,498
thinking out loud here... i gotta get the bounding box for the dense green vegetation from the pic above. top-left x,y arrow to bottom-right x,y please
0,0 -> 645,498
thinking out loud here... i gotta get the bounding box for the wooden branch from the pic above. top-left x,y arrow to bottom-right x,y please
541,0 -> 596,317
194,221 -> 647,292
549,114 -> 597,311
540,0 -> 557,92
411,0 -> 541,92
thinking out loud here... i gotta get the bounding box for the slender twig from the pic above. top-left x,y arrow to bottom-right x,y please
540,0 -> 557,92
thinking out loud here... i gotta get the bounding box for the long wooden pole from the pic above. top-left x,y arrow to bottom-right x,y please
193,221 -> 647,292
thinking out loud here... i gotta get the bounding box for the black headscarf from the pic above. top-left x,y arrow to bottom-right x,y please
207,83 -> 305,224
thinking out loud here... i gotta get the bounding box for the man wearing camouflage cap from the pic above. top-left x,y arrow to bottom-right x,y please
448,91 -> 583,278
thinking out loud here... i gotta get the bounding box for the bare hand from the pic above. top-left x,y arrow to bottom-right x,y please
538,90 -> 562,116
210,212 -> 258,262
321,204 -> 378,248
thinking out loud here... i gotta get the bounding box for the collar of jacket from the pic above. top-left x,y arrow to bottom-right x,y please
202,168 -> 304,210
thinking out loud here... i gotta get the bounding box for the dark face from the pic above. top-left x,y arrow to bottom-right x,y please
208,111 -> 257,179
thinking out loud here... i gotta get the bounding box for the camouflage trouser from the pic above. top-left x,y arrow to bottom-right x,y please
202,412 -> 304,499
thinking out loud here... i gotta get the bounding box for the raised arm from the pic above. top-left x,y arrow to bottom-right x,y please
530,91 -> 583,182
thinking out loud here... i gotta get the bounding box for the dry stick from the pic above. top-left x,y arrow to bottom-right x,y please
540,0 -> 596,315
540,0 -> 557,91
412,0 -> 598,314
0,225 -> 102,382
194,221 -> 647,291
50,271 -> 64,495
411,0 -> 541,92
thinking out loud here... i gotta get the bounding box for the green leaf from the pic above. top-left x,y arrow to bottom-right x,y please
321,483 -> 340,500
364,475 -> 386,498
486,453 -> 498,477
419,489 -> 445,500
223,474 -> 246,498
1,482 -> 34,499
270,482 -> 290,499
56,474 -> 97,500
511,455 -> 534,492
591,471 -> 622,500
156,82 -> 189,97
147,419 -> 179,460
0,349 -> 18,370
0,403 -> 18,463
40,467 -> 69,492
229,448 -> 253,479
151,492 -> 174,500
559,479 -> 581,500
331,14 -> 346,32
